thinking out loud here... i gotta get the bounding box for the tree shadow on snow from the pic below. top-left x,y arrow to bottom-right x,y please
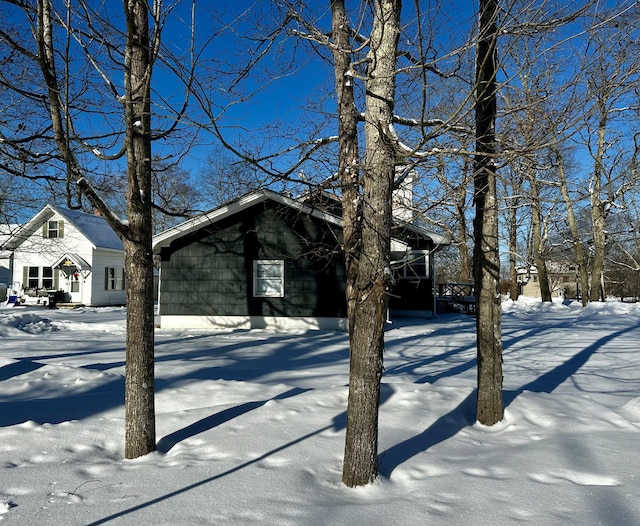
0,375 -> 125,427
157,382 -> 395,454
378,390 -> 476,479
503,323 -> 639,405
157,386 -> 311,453
0,358 -> 45,381
379,323 -> 640,479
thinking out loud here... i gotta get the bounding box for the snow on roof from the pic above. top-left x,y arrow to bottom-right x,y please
53,206 -> 122,251
4,205 -> 122,252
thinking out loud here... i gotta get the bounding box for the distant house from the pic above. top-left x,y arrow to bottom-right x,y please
152,189 -> 448,331
517,265 -> 576,299
0,224 -> 20,301
0,224 -> 19,287
3,205 -> 125,306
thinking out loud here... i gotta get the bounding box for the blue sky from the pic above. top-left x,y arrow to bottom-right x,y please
3,0 -> 636,220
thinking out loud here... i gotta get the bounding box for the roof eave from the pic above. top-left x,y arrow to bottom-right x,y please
4,205 -> 55,250
152,189 -> 343,254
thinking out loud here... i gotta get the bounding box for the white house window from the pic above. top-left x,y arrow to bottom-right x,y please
26,266 -> 54,289
48,221 -> 59,238
254,260 -> 284,297
70,272 -> 80,293
43,220 -> 63,239
105,267 -> 125,290
27,266 -> 40,289
42,267 -> 54,289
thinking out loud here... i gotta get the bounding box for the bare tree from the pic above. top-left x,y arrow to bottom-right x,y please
327,0 -> 402,488
95,159 -> 202,234
579,12 -> 640,302
474,0 -> 504,425
554,147 -> 591,305
500,167 -> 525,301
0,0 -> 206,458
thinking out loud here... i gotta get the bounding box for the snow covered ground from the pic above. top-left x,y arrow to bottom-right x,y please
0,298 -> 639,525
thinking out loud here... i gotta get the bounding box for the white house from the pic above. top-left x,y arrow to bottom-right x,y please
3,205 -> 126,306
516,264 -> 574,299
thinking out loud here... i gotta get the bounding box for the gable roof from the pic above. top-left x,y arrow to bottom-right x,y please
153,189 -> 344,253
52,252 -> 92,271
153,189 -> 449,254
4,204 -> 123,251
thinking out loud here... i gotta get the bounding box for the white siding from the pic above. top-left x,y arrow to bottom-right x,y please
90,249 -> 126,306
11,211 -> 125,306
11,212 -> 93,296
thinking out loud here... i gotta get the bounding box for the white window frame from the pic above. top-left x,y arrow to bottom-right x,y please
105,267 -> 125,291
401,250 -> 430,280
26,266 -> 55,290
47,220 -> 59,238
253,260 -> 285,298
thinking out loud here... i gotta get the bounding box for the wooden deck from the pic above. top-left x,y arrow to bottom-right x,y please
436,282 -> 476,314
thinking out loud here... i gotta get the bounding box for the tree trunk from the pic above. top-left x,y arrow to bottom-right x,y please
455,165 -> 473,282
556,151 -> 590,305
35,0 -> 157,458
123,239 -> 156,457
331,0 -> 361,338
123,0 -> 156,458
473,0 -> 504,426
342,0 -> 401,487
529,180 -> 552,302
590,118 -> 608,302
507,197 -> 519,301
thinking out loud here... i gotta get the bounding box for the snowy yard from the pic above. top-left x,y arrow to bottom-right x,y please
0,299 -> 639,525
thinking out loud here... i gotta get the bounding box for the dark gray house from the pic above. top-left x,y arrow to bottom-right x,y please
152,189 -> 448,331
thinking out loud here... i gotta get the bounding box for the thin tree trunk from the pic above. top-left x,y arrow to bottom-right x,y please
342,0 -> 401,487
455,162 -> 473,282
590,118 -> 608,302
529,179 -> 552,302
556,151 -> 590,305
123,0 -> 156,458
473,0 -> 504,426
507,197 -> 519,301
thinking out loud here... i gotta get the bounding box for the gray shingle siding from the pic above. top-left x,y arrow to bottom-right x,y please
159,203 -> 347,318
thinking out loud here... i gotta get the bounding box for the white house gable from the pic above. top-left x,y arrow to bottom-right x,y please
5,205 -> 125,307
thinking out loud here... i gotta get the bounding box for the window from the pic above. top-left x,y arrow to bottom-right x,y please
25,266 -> 54,289
42,267 -> 54,290
27,266 -> 40,289
253,260 -> 284,297
400,251 -> 430,279
105,267 -> 125,290
48,221 -> 59,238
43,220 -> 63,239
70,273 -> 80,293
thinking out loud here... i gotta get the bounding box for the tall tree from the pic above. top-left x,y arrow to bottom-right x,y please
340,0 -> 402,487
258,0 -> 404,486
500,166 -> 525,301
42,0 -> 156,458
473,0 -> 504,425
0,0 -> 204,458
554,147 -> 591,305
